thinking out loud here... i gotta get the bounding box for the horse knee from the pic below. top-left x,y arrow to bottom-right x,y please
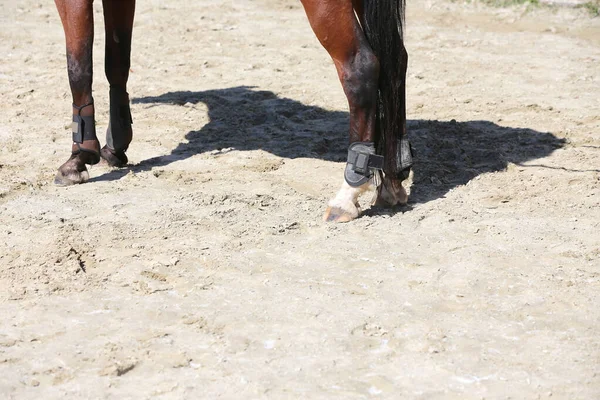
341,49 -> 379,110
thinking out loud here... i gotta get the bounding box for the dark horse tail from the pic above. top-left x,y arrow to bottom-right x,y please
362,0 -> 411,180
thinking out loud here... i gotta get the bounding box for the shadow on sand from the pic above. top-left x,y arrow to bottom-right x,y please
91,86 -> 565,205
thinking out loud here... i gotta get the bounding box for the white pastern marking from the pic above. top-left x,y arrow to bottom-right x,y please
328,179 -> 376,214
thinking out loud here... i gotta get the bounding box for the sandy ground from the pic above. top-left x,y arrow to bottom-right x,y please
1,0 -> 599,398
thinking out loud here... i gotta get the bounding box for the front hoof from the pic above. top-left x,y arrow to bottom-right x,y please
101,145 -> 128,167
54,157 -> 90,186
323,205 -> 359,223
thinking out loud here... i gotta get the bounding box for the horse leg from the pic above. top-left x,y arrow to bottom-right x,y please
100,0 -> 135,167
373,171 -> 408,207
373,44 -> 410,209
300,0 -> 380,223
358,0 -> 411,209
54,0 -> 100,185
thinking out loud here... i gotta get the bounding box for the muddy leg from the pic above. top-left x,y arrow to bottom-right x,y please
54,0 -> 100,185
100,0 -> 135,167
300,0 -> 380,222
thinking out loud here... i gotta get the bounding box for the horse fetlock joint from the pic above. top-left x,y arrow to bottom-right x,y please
344,142 -> 384,187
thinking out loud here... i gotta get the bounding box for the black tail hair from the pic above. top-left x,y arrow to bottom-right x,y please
362,0 -> 409,180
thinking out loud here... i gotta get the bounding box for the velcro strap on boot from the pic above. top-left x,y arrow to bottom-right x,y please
72,115 -> 97,144
344,142 -> 384,187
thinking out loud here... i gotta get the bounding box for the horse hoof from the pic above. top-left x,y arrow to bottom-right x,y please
323,206 -> 359,223
374,179 -> 408,207
54,159 -> 90,186
101,146 -> 128,167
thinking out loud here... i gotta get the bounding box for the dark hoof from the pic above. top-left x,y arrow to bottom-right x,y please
101,145 -> 128,167
54,156 -> 90,186
373,179 -> 408,208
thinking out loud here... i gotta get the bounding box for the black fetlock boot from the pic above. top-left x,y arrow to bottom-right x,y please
101,86 -> 132,167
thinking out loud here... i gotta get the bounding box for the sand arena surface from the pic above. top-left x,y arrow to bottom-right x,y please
0,0 -> 599,398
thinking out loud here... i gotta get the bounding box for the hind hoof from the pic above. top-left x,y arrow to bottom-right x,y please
101,146 -> 128,167
374,179 -> 408,207
323,205 -> 359,223
54,171 -> 89,186
54,158 -> 90,186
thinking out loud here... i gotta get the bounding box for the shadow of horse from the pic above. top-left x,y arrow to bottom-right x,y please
92,86 -> 565,205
